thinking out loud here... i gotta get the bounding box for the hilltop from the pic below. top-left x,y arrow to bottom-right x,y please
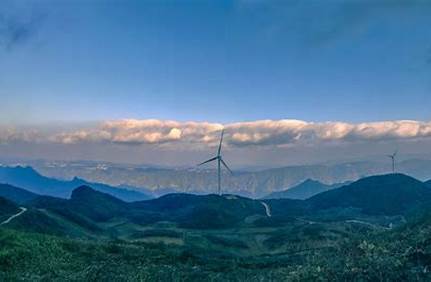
308,174 -> 431,215
263,179 -> 348,200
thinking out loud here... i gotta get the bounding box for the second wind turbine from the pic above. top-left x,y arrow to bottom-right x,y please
198,129 -> 232,195
387,150 -> 398,173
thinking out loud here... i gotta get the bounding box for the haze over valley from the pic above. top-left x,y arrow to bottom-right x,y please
2,157 -> 431,198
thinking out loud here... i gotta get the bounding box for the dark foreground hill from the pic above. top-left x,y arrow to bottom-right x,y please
0,166 -> 151,201
265,174 -> 431,219
263,179 -> 348,200
31,186 -> 129,223
131,193 -> 265,228
0,184 -> 39,204
0,197 -> 20,222
19,173 -> 431,234
307,174 -> 431,215
28,186 -> 268,230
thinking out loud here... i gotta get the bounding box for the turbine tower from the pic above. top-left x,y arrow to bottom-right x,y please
198,130 -> 232,195
387,150 -> 398,173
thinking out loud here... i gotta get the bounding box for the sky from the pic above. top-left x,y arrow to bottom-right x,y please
1,0 -> 431,167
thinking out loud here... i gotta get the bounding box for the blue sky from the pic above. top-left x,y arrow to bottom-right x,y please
1,0 -> 430,124
1,0 -> 431,166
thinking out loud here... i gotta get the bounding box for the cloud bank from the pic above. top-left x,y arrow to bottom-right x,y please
2,119 -> 431,149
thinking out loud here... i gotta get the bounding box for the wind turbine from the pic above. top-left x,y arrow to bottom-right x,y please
197,129 -> 232,195
387,150 -> 398,173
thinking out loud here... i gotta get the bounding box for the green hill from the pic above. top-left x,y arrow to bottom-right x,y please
5,208 -> 68,236
30,187 -> 267,230
0,197 -> 20,222
131,193 -> 265,228
30,186 -> 128,224
69,186 -> 128,221
0,184 -> 39,204
307,174 -> 431,215
29,194 -> 103,234
26,174 -> 431,233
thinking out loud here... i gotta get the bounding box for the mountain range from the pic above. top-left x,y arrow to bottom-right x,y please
0,166 -> 151,201
16,158 -> 431,197
1,172 -> 431,235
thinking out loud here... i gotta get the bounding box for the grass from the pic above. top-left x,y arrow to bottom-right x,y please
1,212 -> 431,282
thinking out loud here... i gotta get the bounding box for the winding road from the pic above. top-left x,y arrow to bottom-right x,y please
0,207 -> 27,226
260,202 -> 272,217
345,219 -> 391,230
296,218 -> 317,225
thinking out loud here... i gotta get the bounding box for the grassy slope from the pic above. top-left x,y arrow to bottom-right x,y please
1,215 -> 431,282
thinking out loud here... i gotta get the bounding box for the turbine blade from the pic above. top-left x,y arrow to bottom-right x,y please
217,129 -> 224,156
220,158 -> 233,174
197,156 -> 218,166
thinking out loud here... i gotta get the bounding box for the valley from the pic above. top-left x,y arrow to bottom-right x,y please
1,173 -> 431,280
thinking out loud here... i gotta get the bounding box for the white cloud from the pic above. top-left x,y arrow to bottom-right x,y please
0,126 -> 42,144
2,119 -> 431,148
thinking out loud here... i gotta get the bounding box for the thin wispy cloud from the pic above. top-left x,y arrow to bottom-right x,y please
0,6 -> 44,51
308,0 -> 429,46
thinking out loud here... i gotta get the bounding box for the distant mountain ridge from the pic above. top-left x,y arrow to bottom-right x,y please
0,166 -> 151,201
26,159 -> 431,197
263,179 -> 349,200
